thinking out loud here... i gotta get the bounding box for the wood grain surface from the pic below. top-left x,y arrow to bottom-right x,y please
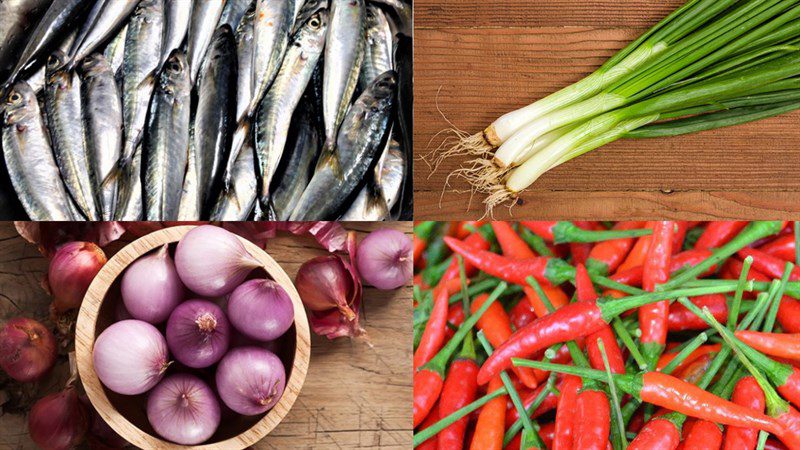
414,0 -> 800,220
0,222 -> 411,450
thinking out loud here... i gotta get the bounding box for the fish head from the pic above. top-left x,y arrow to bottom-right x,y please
160,50 -> 191,96
45,51 -> 70,85
3,82 -> 37,125
365,70 -> 397,115
296,10 -> 329,48
78,54 -> 110,78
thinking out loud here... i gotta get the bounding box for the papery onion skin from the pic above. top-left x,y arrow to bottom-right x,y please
147,374 -> 221,445
175,225 -> 261,297
216,346 -> 286,416
93,320 -> 170,395
0,317 -> 57,382
28,387 -> 89,450
295,256 -> 356,317
356,229 -> 412,290
121,245 -> 184,324
80,395 -> 128,449
166,300 -> 231,368
48,242 -> 107,312
227,279 -> 294,342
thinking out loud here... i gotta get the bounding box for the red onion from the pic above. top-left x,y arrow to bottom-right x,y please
0,317 -> 57,382
121,245 -> 184,324
215,347 -> 286,415
296,256 -> 358,318
356,229 -> 412,290
174,225 -> 261,297
47,242 -> 107,312
166,300 -> 230,368
81,397 -> 128,449
93,320 -> 170,395
28,386 -> 89,450
146,374 -> 220,445
227,279 -> 294,342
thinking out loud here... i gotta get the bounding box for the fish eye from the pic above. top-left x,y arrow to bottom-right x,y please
169,61 -> 181,73
47,55 -> 59,67
310,17 -> 320,28
378,81 -> 389,89
8,92 -> 21,103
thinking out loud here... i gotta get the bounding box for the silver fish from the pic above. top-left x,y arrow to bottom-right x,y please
380,138 -> 404,210
322,0 -> 366,153
2,82 -> 74,220
68,0 -> 139,68
249,0 -> 294,115
177,127 -> 200,220
209,135 -> 257,221
339,182 -> 388,220
271,99 -> 320,221
219,0 -> 251,31
4,0 -> 90,86
186,0 -> 226,84
193,25 -> 237,215
0,0 -> 51,79
370,0 -> 411,36
292,0 -> 327,35
289,70 -> 395,220
234,3 -> 255,121
80,54 -> 122,221
359,5 -> 393,90
160,0 -> 191,69
116,0 -> 163,220
23,28 -> 77,94
44,51 -> 99,220
103,24 -> 127,77
254,11 -> 326,211
143,50 -> 191,220
339,136 -> 402,221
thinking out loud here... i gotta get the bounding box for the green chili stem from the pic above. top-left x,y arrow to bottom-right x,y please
413,387 -> 509,447
764,262 -> 794,332
611,318 -> 647,370
503,374 -> 558,446
599,341 -> 628,450
728,256 -> 753,329
457,256 -> 470,321
660,331 -> 708,375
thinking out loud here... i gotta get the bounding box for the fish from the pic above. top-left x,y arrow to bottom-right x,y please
380,138 -> 404,211
2,81 -> 75,220
193,25 -> 237,214
44,51 -> 99,220
271,98 -> 320,221
115,0 -> 163,220
186,0 -> 227,84
339,181 -> 388,220
0,0 -> 52,81
209,135 -> 257,221
103,24 -> 127,78
142,49 -> 191,220
370,0 -> 411,37
359,5 -> 393,90
289,70 -> 396,220
160,0 -> 191,69
22,28 -> 77,94
3,0 -> 91,87
254,11 -> 327,214
249,0 -> 294,115
394,33 -> 412,220
177,127 -> 200,220
322,0 -> 366,154
292,0 -> 327,35
234,4 -> 255,121
219,0 -> 252,32
79,53 -> 122,221
339,136 -> 403,221
68,0 -> 139,68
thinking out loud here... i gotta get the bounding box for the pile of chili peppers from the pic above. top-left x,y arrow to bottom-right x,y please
413,220 -> 800,450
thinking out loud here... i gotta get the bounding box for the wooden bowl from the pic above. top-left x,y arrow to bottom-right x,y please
75,226 -> 310,449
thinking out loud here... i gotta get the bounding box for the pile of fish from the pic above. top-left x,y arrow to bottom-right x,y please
0,0 -> 412,221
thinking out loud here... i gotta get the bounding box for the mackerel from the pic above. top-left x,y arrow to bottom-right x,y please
249,0 -> 294,116
340,136 -> 402,221
219,0 -> 252,32
103,24 -> 127,78
2,82 -> 75,220
160,0 -> 191,69
44,51 -> 99,220
254,11 -> 326,214
359,5 -> 393,90
209,136 -> 257,221
0,0 -> 52,81
68,0 -> 139,68
292,0 -> 328,35
143,50 -> 191,220
234,4 -> 255,121
186,0 -> 226,84
289,70 -> 396,220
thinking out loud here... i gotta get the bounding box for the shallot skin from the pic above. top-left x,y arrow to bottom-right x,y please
28,387 -> 89,450
166,299 -> 231,368
121,245 -> 184,324
147,374 -> 221,445
216,346 -> 286,416
356,228 -> 413,290
227,279 -> 294,342
0,317 -> 57,382
93,320 -> 170,395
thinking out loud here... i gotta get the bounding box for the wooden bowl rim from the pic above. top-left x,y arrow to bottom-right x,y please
75,225 -> 310,450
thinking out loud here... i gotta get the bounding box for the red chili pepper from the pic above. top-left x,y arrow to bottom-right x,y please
695,221 -> 749,251
552,375 -> 581,450
505,422 -> 556,450
471,293 -> 540,388
443,236 -> 573,287
454,221 -> 484,239
656,344 -> 722,372
724,376 -> 765,450
470,376 -> 505,450
616,224 -> 655,273
521,221 -> 651,244
524,284 -> 569,318
510,299 -> 537,330
445,303 -> 465,341
414,236 -> 427,270
438,334 -> 479,450
414,279 -> 462,371
573,389 -> 611,450
682,420 -> 723,450
416,401 -> 440,450
628,417 -> 681,450
759,233 -> 797,262
505,380 -> 560,425
569,221 -> 601,265
439,230 -> 491,286
735,331 -> 800,362
586,221 -> 647,274
738,247 -> 800,281
610,248 -> 714,287
640,221 -> 674,368
576,264 -> 626,374
678,353 -> 715,384
671,221 -> 692,254
667,294 -> 728,332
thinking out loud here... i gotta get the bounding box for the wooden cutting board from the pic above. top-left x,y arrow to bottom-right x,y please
0,222 -> 411,450
414,0 -> 800,219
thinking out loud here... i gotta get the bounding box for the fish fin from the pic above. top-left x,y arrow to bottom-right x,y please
316,139 -> 342,177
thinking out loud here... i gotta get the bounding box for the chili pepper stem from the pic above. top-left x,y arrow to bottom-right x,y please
728,255 -> 754,328
413,387 -> 509,447
599,341 -> 628,450
552,221 -> 653,244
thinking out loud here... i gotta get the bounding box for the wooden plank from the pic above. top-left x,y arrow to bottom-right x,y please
414,8 -> 800,219
0,222 -> 412,450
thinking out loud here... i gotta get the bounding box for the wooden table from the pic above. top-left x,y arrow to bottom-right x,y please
0,222 -> 411,450
414,0 -> 800,219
